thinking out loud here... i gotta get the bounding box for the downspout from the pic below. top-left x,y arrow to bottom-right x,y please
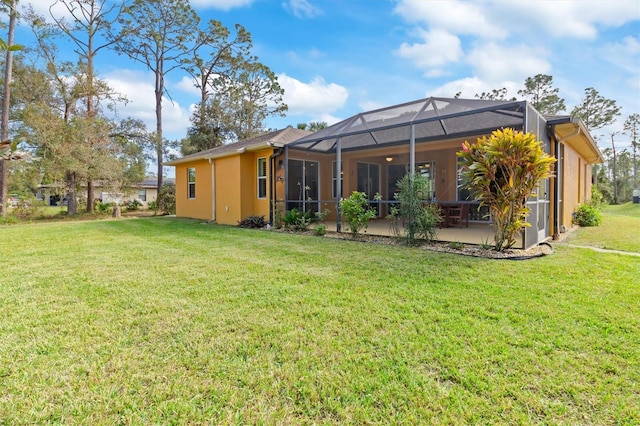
208,158 -> 216,222
269,146 -> 283,225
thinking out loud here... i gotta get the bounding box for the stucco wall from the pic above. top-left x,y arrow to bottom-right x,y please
561,143 -> 589,227
175,159 -> 213,220
214,156 -> 242,225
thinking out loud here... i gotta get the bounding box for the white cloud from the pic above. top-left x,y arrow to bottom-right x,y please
396,28 -> 463,73
466,42 -> 551,83
317,113 -> 342,126
496,0 -> 640,39
429,77 -> 521,100
282,0 -> 323,19
358,100 -> 387,112
21,1 -> 77,24
430,77 -> 492,99
394,0 -> 507,39
189,0 -> 254,11
601,36 -> 640,75
175,76 -> 202,97
277,74 -> 348,116
104,69 -> 191,139
394,0 -> 640,41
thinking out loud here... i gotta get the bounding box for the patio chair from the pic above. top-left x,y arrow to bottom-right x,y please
446,203 -> 470,228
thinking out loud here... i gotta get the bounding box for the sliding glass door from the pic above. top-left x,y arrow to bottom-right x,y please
287,159 -> 319,213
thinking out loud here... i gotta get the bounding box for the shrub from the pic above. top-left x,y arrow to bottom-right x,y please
237,215 -> 266,228
157,183 -> 176,215
313,223 -> 326,236
457,128 -> 556,251
8,196 -> 45,222
386,205 -> 402,238
590,186 -> 605,209
394,173 -> 442,244
125,199 -> 142,212
96,201 -> 113,214
147,200 -> 158,211
574,204 -> 602,227
283,208 -> 314,231
340,191 -> 378,237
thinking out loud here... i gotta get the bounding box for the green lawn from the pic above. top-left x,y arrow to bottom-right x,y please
567,202 -> 640,253
0,217 -> 638,424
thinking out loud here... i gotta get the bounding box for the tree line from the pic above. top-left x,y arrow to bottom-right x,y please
0,0 -> 287,217
2,1 -> 638,218
460,74 -> 639,204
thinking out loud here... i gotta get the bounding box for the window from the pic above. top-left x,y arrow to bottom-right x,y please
187,167 -> 196,199
257,157 -> 267,199
332,161 -> 343,198
416,161 -> 435,200
138,189 -> 147,202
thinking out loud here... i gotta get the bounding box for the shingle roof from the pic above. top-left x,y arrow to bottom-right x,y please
166,127 -> 312,165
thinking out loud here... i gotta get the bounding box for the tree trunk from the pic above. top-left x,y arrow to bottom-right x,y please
0,0 -> 17,218
87,180 -> 95,213
611,134 -> 618,205
67,172 -> 78,215
0,160 -> 7,217
155,65 -> 164,190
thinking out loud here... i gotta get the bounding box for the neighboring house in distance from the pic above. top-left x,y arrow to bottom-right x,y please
168,98 -> 603,249
37,178 -> 173,206
165,127 -> 312,225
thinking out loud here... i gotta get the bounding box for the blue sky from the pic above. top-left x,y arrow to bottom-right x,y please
12,0 -> 640,155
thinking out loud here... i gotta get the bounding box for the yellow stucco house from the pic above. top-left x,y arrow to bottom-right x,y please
166,127 -> 311,225
168,98 -> 603,249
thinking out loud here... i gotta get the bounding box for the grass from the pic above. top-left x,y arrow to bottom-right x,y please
567,202 -> 640,253
0,216 -> 638,424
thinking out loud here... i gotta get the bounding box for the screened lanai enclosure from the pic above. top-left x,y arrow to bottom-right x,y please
276,97 -> 556,249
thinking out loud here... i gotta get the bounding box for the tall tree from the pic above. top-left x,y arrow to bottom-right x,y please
115,0 -> 199,190
183,20 -> 252,153
474,88 -> 516,101
571,87 -> 621,131
518,74 -> 566,115
572,87 -> 622,201
220,61 -> 287,140
48,0 -> 125,212
0,0 -> 20,218
623,113 -> 639,187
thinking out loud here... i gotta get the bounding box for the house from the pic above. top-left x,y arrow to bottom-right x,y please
169,98 -> 603,249
37,178 -> 173,206
165,127 -> 312,224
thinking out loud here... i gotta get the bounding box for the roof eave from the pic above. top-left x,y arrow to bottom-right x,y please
551,118 -> 604,164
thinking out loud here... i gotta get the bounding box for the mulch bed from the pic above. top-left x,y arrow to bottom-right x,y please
268,227 -> 557,260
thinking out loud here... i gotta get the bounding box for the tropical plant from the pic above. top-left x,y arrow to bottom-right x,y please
457,128 -> 556,251
339,191 -> 377,237
394,173 -> 442,244
237,215 -> 266,228
283,208 -> 314,231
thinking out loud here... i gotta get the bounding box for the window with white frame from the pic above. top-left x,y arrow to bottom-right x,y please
257,157 -> 267,199
187,167 -> 196,199
138,189 -> 147,202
